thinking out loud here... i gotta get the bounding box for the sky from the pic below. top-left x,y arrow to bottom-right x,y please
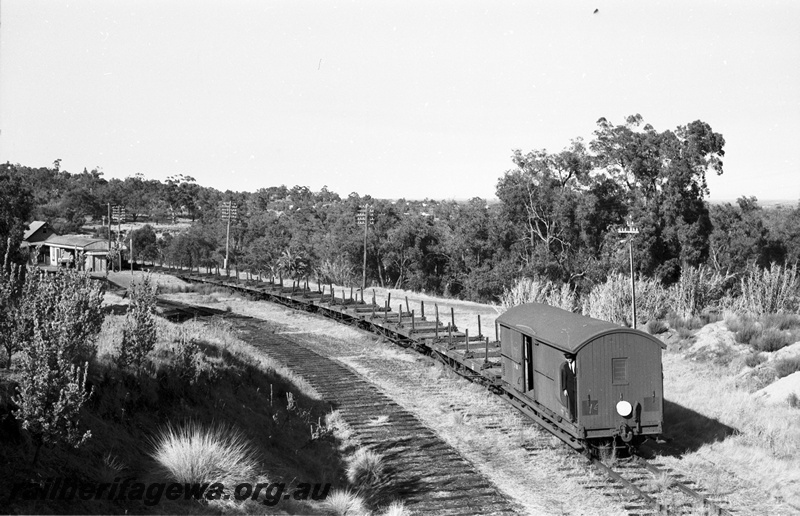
1,0 -> 799,202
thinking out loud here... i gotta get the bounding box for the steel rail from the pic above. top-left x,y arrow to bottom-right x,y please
631,455 -> 732,516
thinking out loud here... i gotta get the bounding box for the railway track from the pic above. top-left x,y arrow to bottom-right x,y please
226,317 -> 520,515
147,268 -> 736,515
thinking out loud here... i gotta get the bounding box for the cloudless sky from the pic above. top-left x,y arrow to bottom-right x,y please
1,0 -> 799,201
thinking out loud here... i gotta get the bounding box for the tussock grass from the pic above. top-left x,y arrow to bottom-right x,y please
326,411 -> 355,445
380,500 -> 410,516
324,489 -> 367,516
645,319 -> 668,335
345,448 -> 384,486
449,410 -> 468,426
150,422 -> 259,484
98,452 -> 127,483
647,471 -> 673,492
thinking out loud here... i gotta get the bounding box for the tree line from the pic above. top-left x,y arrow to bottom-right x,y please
2,115 -> 800,302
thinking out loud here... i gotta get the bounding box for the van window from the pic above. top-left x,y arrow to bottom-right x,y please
612,357 -> 628,385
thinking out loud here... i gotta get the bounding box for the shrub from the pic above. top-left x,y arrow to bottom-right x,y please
345,448 -> 384,486
727,316 -> 761,345
744,352 -> 766,368
498,277 -> 576,313
13,321 -> 93,465
762,313 -> 800,331
150,422 -> 259,485
753,328 -> 792,352
739,263 -> 799,316
667,312 -> 706,331
0,264 -> 25,367
315,257 -> 356,287
788,392 -> 800,409
773,357 -> 800,378
645,320 -> 668,335
668,265 -> 733,318
677,327 -> 694,340
10,268 -> 103,464
583,274 -> 668,326
117,276 -> 158,371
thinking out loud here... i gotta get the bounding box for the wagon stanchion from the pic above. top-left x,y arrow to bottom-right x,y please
435,304 -> 440,340
478,315 -> 482,339
465,329 -> 470,353
405,296 -> 410,314
398,304 -> 402,326
447,323 -> 452,347
411,310 -> 415,333
451,308 -> 455,330
421,301 -> 425,319
485,337 -> 489,364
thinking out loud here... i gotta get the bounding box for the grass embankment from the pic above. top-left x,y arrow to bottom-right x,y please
0,298 -> 347,514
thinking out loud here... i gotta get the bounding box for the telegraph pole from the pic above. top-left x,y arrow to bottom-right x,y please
220,201 -> 237,276
617,218 -> 640,329
111,205 -> 126,272
356,204 -> 373,290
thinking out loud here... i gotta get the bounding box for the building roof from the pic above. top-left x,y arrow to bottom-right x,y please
23,221 -> 48,241
43,234 -> 122,253
496,302 -> 665,354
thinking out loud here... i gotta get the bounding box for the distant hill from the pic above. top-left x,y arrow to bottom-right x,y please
708,199 -> 798,209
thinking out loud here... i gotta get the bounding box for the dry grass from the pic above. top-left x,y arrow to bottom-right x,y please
662,353 -> 800,509
150,422 -> 260,484
345,448 -> 384,486
498,277 -> 577,312
379,500 -> 410,516
738,263 -> 799,316
324,490 -> 367,516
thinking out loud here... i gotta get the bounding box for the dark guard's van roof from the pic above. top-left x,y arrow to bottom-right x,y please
497,303 -> 666,354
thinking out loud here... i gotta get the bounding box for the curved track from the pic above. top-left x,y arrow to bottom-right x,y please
157,269 -> 735,515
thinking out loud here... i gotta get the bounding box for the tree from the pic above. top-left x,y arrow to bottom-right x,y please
0,165 -> 34,265
117,276 -> 157,372
709,197 -> 784,272
129,224 -> 159,263
590,115 -> 725,282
